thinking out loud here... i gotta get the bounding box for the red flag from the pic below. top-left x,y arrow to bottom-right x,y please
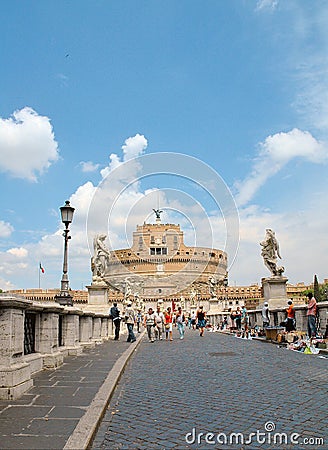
39,263 -> 45,273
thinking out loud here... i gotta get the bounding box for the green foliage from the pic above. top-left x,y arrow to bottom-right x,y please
319,283 -> 328,302
301,289 -> 313,297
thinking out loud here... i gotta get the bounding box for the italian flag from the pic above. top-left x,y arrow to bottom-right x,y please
39,263 -> 45,273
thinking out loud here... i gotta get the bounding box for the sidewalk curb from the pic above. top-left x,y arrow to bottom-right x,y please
64,332 -> 145,450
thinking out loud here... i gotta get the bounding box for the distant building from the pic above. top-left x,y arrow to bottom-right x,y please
94,218 -> 228,304
6,289 -> 88,304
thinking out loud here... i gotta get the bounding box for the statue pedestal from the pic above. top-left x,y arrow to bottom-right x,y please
262,276 -> 288,309
86,285 -> 108,312
208,297 -> 221,313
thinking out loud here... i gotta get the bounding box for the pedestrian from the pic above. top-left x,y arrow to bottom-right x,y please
229,308 -> 236,330
261,302 -> 270,329
136,309 -> 143,333
124,302 -> 136,343
164,306 -> 173,341
306,293 -> 317,338
196,305 -> 206,337
285,300 -> 296,332
235,306 -> 242,330
241,305 -> 249,337
109,302 -> 121,340
191,312 -> 197,330
154,305 -> 164,340
176,306 -> 185,340
187,313 -> 192,329
144,307 -> 156,342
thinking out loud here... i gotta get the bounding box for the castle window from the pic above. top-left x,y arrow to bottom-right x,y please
150,247 -> 167,255
138,236 -> 143,249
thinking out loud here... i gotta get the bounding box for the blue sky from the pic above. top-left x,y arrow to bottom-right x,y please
1,0 -> 328,291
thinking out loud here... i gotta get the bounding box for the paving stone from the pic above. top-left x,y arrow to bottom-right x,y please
92,329 -> 328,449
0,338 -> 132,449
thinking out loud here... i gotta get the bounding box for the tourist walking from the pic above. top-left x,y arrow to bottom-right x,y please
187,313 -> 192,329
306,293 -> 317,338
191,312 -> 197,330
241,305 -> 249,337
164,306 -> 173,341
124,302 -> 136,343
136,309 -> 143,333
285,299 -> 296,332
154,305 -> 164,340
196,305 -> 206,337
261,302 -> 270,329
176,306 -> 185,339
144,307 -> 156,342
109,302 -> 121,340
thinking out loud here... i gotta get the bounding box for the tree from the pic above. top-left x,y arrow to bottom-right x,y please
319,283 -> 328,302
313,274 -> 321,302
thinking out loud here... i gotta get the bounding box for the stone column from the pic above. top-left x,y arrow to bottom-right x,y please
61,307 -> 83,355
79,313 -> 95,348
101,317 -> 109,340
0,296 -> 33,400
38,304 -> 64,369
92,315 -> 102,343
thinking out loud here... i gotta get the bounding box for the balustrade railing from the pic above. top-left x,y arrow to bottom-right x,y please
24,312 -> 36,355
0,295 -> 114,400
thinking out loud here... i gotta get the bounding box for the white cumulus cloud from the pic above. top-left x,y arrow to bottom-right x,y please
0,220 -> 14,237
235,128 -> 328,206
0,107 -> 59,181
79,161 -> 100,173
100,134 -> 148,179
7,247 -> 28,258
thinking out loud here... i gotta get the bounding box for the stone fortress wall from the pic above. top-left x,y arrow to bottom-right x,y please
92,221 -> 228,302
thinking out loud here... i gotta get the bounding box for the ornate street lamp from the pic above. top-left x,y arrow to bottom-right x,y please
55,200 -> 75,306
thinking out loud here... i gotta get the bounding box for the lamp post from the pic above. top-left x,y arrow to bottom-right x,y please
223,275 -> 228,310
55,200 -> 75,306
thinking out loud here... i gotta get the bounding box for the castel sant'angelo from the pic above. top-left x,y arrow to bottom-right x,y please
89,209 -> 228,311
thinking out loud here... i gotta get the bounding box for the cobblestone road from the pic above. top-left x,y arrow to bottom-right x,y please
92,329 -> 328,449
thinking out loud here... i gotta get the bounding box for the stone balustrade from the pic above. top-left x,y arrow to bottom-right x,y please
0,295 -> 115,400
207,301 -> 328,335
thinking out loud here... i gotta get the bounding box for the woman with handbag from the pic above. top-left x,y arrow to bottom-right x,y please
164,306 -> 173,341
